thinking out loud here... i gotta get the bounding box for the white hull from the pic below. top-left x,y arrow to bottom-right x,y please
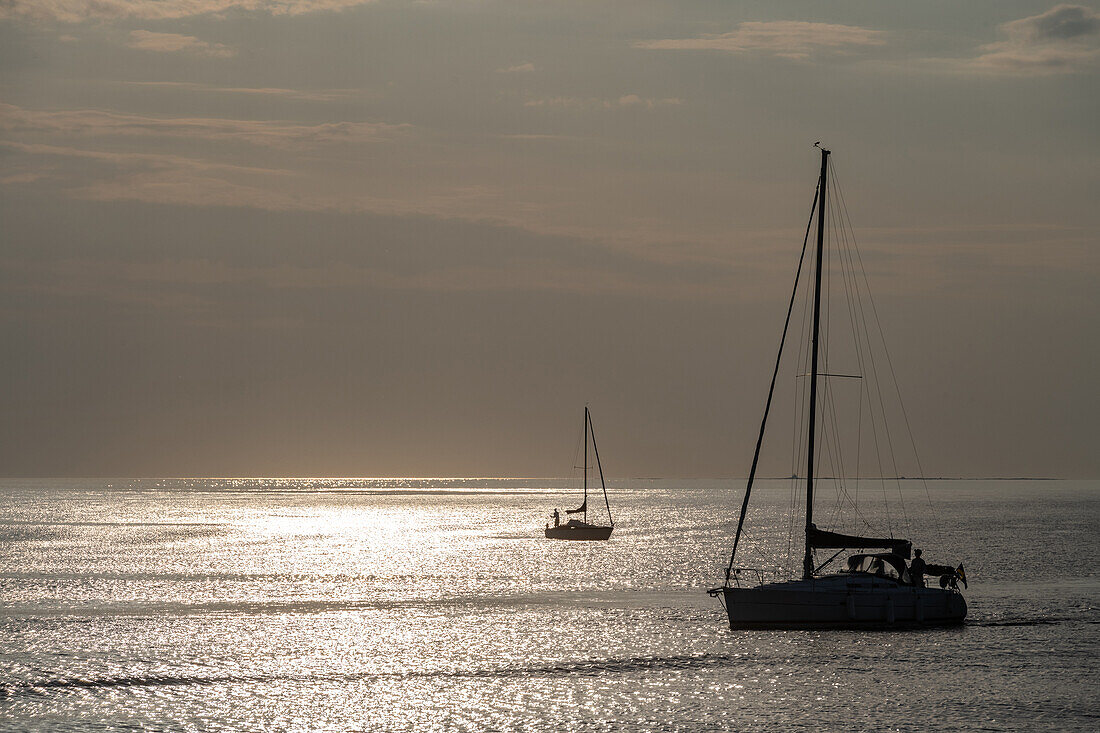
718,575 -> 966,629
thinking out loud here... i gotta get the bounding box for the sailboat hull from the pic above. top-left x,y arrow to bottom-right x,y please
544,523 -> 613,541
717,577 -> 966,629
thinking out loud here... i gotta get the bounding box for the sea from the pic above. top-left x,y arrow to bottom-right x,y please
1,478 -> 1097,731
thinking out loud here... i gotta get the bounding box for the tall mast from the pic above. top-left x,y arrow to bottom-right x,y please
804,146 -> 829,580
583,406 -> 589,524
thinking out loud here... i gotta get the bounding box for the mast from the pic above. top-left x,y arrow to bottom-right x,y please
583,405 -> 589,524
804,146 -> 829,580
588,409 -> 613,526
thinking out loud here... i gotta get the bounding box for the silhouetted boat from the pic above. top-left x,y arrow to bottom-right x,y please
709,146 -> 967,628
545,406 -> 614,541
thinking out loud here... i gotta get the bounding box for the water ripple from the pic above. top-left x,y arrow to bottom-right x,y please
2,653 -> 749,698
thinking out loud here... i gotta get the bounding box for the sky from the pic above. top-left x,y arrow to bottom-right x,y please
1,1 -> 1097,478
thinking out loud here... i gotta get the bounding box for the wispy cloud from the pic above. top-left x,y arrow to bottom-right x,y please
0,104 -> 409,149
524,95 -> 682,110
963,4 -> 1100,75
127,30 -> 235,58
0,141 -> 290,180
0,104 -> 413,215
1,0 -> 374,23
636,21 -> 886,60
0,140 -> 319,212
119,81 -> 360,102
0,138 -> 513,223
498,62 -> 535,73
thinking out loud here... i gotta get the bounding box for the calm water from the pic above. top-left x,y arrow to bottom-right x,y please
1,478 -> 1097,731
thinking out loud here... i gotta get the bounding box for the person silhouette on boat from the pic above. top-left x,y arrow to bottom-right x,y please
552,508 -> 560,527
909,549 -> 927,587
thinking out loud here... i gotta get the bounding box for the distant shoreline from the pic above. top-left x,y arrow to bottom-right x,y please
0,475 -> 1076,481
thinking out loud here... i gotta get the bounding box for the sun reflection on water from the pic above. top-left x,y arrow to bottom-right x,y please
1,478 -> 1098,730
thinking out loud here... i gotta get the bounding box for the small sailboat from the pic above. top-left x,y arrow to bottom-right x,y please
709,146 -> 967,628
545,406 -> 614,540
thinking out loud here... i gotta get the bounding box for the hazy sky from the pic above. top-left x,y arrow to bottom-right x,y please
1,1 -> 1097,477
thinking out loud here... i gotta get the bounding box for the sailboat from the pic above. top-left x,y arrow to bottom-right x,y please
708,146 -> 967,628
545,406 -> 614,540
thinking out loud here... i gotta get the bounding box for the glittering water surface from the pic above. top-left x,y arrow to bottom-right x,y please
1,478 -> 1097,731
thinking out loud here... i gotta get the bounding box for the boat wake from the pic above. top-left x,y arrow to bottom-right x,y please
969,616 -> 1098,627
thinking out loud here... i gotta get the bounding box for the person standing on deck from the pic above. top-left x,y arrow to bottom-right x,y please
910,549 -> 927,587
553,509 -> 560,527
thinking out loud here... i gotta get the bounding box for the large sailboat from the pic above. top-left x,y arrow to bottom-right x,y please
545,406 -> 614,541
709,146 -> 967,628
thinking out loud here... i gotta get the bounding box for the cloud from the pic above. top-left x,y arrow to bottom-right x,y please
0,138 -> 518,223
0,105 -> 413,215
119,81 -> 359,102
524,95 -> 682,110
0,140 -> 319,211
635,21 -> 887,60
0,104 -> 409,149
498,62 -> 535,73
127,30 -> 235,58
0,141 -> 291,182
0,0 -> 373,23
1004,3 -> 1100,42
965,5 -> 1100,74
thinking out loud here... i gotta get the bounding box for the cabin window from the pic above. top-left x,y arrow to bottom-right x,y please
847,554 -> 908,582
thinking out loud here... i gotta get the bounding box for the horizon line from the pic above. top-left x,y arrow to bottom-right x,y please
0,475 -> 1076,481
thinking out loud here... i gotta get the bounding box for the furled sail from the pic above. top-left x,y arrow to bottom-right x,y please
566,500 -> 586,515
807,524 -> 912,559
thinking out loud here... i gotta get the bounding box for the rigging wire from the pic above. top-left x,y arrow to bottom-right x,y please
839,166 -> 896,535
725,182 -> 821,583
569,420 -> 585,498
830,164 -> 910,539
786,208 -> 817,575
787,227 -> 814,575
831,165 -> 938,545
835,170 -> 907,526
820,174 -> 874,534
822,185 -> 852,532
831,165 -> 870,521
829,175 -> 872,524
826,173 -> 866,529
